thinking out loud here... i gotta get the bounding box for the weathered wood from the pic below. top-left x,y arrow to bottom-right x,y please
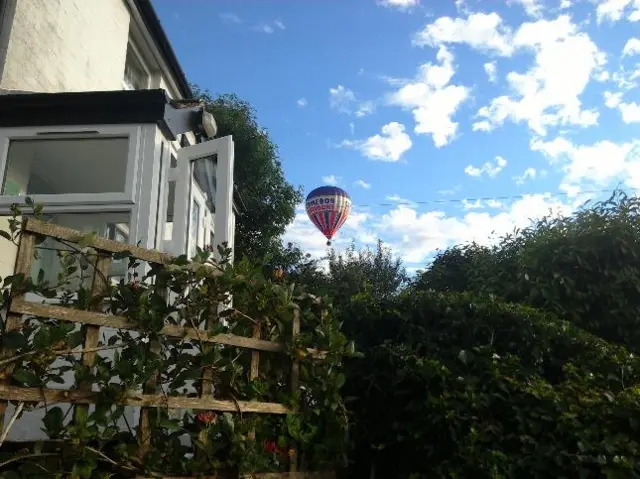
0,384 -> 290,414
139,285 -> 168,458
73,254 -> 111,427
248,322 -> 261,442
24,218 -> 172,265
10,299 -> 286,353
0,231 -> 36,429
290,308 -> 301,473
242,474 -> 336,479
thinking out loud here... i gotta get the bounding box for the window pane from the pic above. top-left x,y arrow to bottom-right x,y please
26,212 -> 131,291
3,137 -> 129,195
123,47 -> 146,90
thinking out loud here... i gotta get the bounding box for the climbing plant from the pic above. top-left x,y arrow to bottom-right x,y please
0,200 -> 353,478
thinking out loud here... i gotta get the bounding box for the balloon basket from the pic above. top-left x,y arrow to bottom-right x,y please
326,240 -> 332,247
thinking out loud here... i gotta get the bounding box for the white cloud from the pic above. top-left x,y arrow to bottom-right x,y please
531,136 -> 640,192
560,0 -> 572,9
510,0 -> 544,18
355,101 -> 376,117
329,85 -> 375,117
619,102 -> 640,122
329,85 -> 356,112
376,194 -> 572,264
255,20 -> 286,33
438,185 -> 461,195
473,15 -> 605,136
413,12 -> 515,56
285,193 -> 576,267
322,175 -> 340,186
596,0 -> 640,23
354,179 -> 372,189
464,155 -> 508,178
378,0 -> 419,10
386,194 -> 416,206
623,38 -> 640,56
514,167 -> 537,185
219,12 -> 242,24
604,90 -> 623,108
389,46 -> 470,147
297,97 -> 307,108
340,122 -> 412,162
484,61 -> 498,82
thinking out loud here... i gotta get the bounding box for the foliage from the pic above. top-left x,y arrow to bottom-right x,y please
414,191 -> 640,351
193,87 -> 303,263
344,290 -> 640,478
0,202 -> 352,477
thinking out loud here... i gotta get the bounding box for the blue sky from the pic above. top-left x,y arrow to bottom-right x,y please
153,0 -> 640,272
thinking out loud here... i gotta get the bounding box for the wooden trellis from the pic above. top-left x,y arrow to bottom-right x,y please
0,219 -> 334,479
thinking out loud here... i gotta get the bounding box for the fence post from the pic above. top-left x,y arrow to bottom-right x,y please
0,230 -> 36,430
73,254 -> 111,426
289,306 -> 301,473
248,320 -> 261,442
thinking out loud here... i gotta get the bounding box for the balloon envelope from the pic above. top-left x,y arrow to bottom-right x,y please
305,186 -> 352,244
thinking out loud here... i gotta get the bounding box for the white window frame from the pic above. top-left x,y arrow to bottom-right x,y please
0,124 -> 143,212
170,136 -> 234,259
122,40 -> 151,91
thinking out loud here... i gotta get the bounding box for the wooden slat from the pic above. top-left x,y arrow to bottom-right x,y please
242,474 -> 336,479
290,308 -> 301,473
248,321 -> 261,442
24,218 -> 172,265
139,284 -> 168,459
10,299 -> 286,353
73,254 -> 111,426
0,231 -> 36,429
0,384 -> 290,414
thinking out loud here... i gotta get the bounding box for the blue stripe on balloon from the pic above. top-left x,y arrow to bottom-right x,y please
306,186 -> 351,202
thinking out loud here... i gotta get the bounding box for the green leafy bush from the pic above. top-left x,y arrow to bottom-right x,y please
344,291 -> 640,478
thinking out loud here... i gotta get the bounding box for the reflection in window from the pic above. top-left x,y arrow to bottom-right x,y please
28,213 -> 130,293
3,137 -> 129,196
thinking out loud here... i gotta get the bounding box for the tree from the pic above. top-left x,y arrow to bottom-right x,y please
194,88 -> 302,262
327,240 -> 407,307
413,191 -> 640,351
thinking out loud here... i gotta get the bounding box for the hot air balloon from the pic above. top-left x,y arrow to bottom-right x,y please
305,186 -> 352,246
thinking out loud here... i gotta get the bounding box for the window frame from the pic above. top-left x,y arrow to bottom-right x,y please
0,124 -> 143,212
122,40 -> 151,91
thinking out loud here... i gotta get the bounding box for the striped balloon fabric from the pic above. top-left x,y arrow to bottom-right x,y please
305,186 -> 352,246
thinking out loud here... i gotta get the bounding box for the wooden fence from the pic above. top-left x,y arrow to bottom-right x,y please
0,218 -> 334,479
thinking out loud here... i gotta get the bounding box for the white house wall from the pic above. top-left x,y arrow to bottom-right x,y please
0,0 -> 130,92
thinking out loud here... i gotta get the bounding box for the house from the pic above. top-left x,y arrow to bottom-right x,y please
0,0 -> 237,283
0,0 -> 239,441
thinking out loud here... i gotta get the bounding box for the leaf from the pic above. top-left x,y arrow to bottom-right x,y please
66,330 -> 85,349
159,418 -> 181,431
43,406 -> 64,437
12,369 -> 40,387
0,230 -> 12,241
3,331 -> 27,349
335,373 -> 346,389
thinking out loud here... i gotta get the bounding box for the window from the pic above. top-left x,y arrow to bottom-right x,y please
25,213 -> 131,292
123,44 -> 148,90
189,199 -> 200,258
2,137 -> 129,195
